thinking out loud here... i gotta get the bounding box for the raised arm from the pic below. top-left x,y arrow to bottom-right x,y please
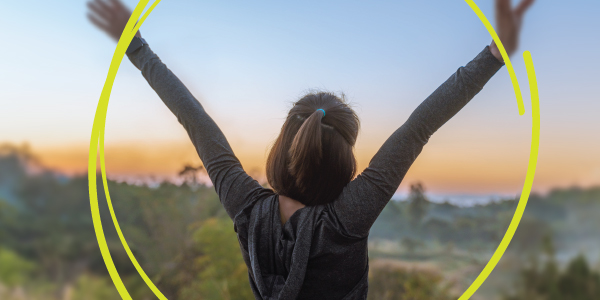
332,0 -> 535,238
88,0 -> 271,220
332,45 -> 504,238
126,43 -> 270,219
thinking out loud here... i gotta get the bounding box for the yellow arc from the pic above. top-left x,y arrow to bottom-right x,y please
87,1 -> 540,299
88,0 -> 165,299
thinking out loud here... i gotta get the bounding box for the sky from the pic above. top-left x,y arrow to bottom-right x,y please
1,0 -> 599,196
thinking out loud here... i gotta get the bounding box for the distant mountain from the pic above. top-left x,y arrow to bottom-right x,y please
392,191 -> 519,207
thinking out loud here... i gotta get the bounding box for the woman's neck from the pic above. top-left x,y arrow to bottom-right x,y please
278,194 -> 306,225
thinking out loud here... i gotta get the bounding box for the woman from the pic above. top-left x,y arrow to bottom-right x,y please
88,0 -> 534,298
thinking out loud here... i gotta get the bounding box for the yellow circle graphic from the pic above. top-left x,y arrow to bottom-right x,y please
87,0 -> 540,299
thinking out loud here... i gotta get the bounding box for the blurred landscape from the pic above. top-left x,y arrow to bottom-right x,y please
1,142 -> 599,300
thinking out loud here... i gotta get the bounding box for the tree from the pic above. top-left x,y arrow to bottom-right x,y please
0,248 -> 36,287
407,182 -> 430,228
179,217 -> 253,300
504,242 -> 600,300
178,164 -> 205,187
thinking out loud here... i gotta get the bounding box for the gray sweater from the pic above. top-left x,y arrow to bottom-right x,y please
127,44 -> 504,300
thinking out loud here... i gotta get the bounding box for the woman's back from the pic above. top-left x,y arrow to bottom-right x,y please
278,194 -> 368,297
300,203 -> 370,299
236,193 -> 369,299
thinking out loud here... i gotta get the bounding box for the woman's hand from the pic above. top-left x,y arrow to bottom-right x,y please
489,0 -> 535,62
87,0 -> 141,42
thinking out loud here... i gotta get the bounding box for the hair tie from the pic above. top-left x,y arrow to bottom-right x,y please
316,108 -> 326,117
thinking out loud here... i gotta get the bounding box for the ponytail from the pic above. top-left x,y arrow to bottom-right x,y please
288,109 -> 325,192
266,91 -> 359,206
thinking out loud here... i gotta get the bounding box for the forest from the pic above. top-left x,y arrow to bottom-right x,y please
1,143 -> 599,300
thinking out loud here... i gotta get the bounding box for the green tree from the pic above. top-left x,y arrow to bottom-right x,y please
504,253 -> 600,300
179,217 -> 253,300
0,247 -> 36,287
71,273 -> 121,300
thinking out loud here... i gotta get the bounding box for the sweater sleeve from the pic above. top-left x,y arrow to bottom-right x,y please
331,45 -> 505,238
126,43 -> 271,220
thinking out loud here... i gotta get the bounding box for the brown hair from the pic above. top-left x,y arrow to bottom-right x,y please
266,91 -> 360,206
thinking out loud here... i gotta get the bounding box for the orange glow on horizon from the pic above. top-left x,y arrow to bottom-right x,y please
29,140 -> 600,195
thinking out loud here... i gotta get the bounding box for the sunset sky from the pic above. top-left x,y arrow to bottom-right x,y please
1,0 -> 599,196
